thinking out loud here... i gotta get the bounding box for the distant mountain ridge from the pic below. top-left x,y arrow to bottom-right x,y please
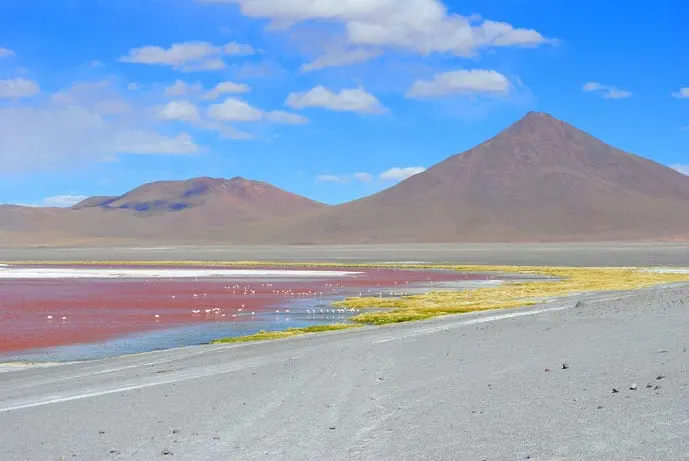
2,112 -> 688,246
73,176 -> 325,216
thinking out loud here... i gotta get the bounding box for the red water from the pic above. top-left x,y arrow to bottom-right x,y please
0,265 -> 489,354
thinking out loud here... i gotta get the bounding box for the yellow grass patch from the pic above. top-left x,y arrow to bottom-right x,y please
211,323 -> 361,344
335,265 -> 689,324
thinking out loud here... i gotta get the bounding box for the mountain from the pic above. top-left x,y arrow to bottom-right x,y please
2,112 -> 688,246
259,112 -> 689,243
0,177 -> 325,246
72,176 -> 323,217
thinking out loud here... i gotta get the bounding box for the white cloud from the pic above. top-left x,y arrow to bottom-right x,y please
0,78 -> 40,99
0,81 -> 200,171
207,97 -> 263,122
286,86 -> 387,114
206,98 -> 306,125
316,174 -> 346,183
50,92 -> 73,104
119,40 -> 255,71
223,41 -> 256,55
672,87 -> 689,99
317,168 -> 422,184
380,166 -> 426,181
203,81 -> 251,100
582,81 -> 632,99
266,110 -> 308,125
671,164 -> 689,175
71,81 -> 110,92
157,100 -> 200,122
182,58 -> 227,72
165,80 -> 203,97
0,48 -> 15,58
199,122 -> 253,140
42,195 -> 89,207
127,82 -> 142,91
300,48 -> 383,72
354,172 -> 373,182
200,0 -> 552,59
407,69 -> 511,98
89,60 -> 104,68
114,131 -> 198,154
95,100 -> 131,115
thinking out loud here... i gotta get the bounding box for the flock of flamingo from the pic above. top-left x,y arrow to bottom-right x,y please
41,279 -> 371,325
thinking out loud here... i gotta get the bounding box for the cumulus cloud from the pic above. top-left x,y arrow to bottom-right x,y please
286,86 -> 387,114
207,98 -> 263,122
203,81 -> 251,100
407,69 -> 511,98
582,81 -> 632,99
157,100 -> 200,122
199,0 -> 552,59
42,195 -> 89,207
223,42 -> 256,55
265,110 -> 308,125
206,97 -> 306,125
0,47 -> 15,58
671,164 -> 689,175
380,166 -> 426,180
119,40 -> 255,72
300,48 -> 383,72
0,78 -> 40,99
672,87 -> 689,99
164,80 -> 203,97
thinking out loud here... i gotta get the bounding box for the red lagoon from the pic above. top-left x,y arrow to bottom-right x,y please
0,265 -> 492,354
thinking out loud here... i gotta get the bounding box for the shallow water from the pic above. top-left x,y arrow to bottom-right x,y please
0,265 -> 511,362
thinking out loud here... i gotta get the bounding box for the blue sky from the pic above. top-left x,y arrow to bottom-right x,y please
0,0 -> 686,206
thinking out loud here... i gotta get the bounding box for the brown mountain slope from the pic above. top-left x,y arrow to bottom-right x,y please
0,177 -> 326,246
73,176 -> 324,217
261,112 -> 689,243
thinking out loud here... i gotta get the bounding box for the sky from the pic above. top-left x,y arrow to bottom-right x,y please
0,0 -> 687,207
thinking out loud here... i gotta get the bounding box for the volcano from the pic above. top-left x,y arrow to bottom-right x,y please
262,112 -> 689,243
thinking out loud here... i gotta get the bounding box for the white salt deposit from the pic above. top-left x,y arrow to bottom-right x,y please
641,267 -> 689,274
0,362 -> 65,373
0,267 -> 363,280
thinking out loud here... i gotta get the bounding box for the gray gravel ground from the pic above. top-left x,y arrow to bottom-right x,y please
1,285 -> 688,460
2,242 -> 689,266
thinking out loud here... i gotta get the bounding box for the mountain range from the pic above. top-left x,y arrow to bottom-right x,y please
2,112 -> 688,246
